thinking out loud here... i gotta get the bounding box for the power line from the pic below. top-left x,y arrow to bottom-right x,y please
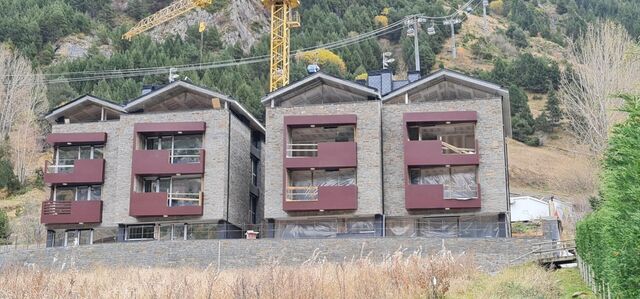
5,0 -> 483,86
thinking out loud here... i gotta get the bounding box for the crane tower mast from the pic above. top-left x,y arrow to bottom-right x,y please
262,0 -> 300,92
123,0 -> 301,92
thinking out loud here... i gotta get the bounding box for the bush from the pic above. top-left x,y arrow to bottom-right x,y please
576,94 -> 640,298
0,209 -> 9,245
506,25 -> 529,48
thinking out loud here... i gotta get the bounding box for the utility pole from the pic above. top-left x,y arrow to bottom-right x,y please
413,16 -> 420,72
483,0 -> 489,32
443,19 -> 461,60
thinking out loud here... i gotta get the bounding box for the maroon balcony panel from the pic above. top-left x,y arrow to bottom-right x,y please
46,132 -> 107,146
129,192 -> 203,217
132,149 -> 205,175
404,140 -> 479,166
405,184 -> 481,210
41,200 -> 103,224
284,114 -> 357,126
283,185 -> 358,212
403,111 -> 477,123
44,159 -> 105,185
285,142 -> 357,169
134,122 -> 206,135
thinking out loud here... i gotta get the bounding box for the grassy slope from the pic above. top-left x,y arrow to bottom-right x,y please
435,7 -> 597,206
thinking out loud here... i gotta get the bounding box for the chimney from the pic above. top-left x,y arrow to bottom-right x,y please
408,70 -> 421,83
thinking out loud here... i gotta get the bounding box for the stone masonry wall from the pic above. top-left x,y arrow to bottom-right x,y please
264,101 -> 383,219
50,109 -> 240,228
382,98 -> 509,217
0,237 -> 541,273
227,113 -> 252,226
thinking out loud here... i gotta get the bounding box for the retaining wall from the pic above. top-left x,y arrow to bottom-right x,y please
0,237 -> 541,273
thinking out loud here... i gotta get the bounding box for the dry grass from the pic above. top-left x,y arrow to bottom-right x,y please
0,249 -> 477,299
446,263 -> 562,299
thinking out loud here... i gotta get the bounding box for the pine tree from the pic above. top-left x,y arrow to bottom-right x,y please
535,111 -> 552,133
93,80 -> 113,100
545,88 -> 563,130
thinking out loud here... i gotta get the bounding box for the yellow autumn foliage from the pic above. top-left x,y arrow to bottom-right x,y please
355,73 -> 368,81
296,49 -> 347,74
489,0 -> 505,16
374,15 -> 389,27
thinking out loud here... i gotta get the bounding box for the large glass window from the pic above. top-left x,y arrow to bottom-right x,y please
407,122 -> 476,154
409,166 -> 478,200
64,229 -> 93,246
141,176 -> 202,207
287,168 -> 356,201
143,134 -> 202,164
52,145 -> 104,173
54,185 -> 102,201
251,157 -> 259,186
126,225 -> 155,240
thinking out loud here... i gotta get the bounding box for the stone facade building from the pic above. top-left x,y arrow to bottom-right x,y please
262,70 -> 512,238
41,81 -> 264,246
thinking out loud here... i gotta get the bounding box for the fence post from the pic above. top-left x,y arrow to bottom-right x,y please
217,240 -> 221,272
607,283 -> 611,299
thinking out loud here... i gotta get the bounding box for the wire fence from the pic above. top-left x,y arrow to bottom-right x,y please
577,255 -> 614,299
0,216 -> 512,253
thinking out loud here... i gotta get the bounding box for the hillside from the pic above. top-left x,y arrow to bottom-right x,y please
2,0 -> 640,226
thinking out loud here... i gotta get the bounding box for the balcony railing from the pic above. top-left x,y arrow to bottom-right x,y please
130,191 -> 204,217
44,159 -> 105,185
286,186 -> 319,201
443,184 -> 479,200
284,142 -> 357,169
41,200 -> 103,224
283,185 -> 358,212
405,184 -> 481,210
132,149 -> 205,175
441,141 -> 476,155
168,192 -> 203,207
286,144 -> 318,157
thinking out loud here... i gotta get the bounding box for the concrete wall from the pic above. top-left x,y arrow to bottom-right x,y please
48,108 -> 257,229
0,237 -> 541,273
264,101 -> 383,219
382,98 -> 509,217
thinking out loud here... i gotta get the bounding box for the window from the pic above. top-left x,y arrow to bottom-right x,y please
54,185 -> 102,201
251,132 -> 262,150
143,134 -> 202,164
250,194 -> 258,224
64,229 -> 93,246
407,122 -> 476,154
287,168 -> 356,201
52,145 -> 104,173
159,224 -> 187,241
251,157 -> 259,186
126,225 -> 155,240
141,176 -> 202,207
409,166 -> 478,200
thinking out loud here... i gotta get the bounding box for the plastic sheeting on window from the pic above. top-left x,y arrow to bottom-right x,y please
385,218 -> 417,237
417,217 -> 459,238
278,221 -> 338,239
409,166 -> 477,200
345,219 -> 376,235
459,215 -> 500,238
288,169 -> 356,200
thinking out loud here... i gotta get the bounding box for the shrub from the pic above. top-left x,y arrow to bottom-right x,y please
576,94 -> 640,298
506,25 -> 529,48
0,209 -> 9,245
489,0 -> 506,16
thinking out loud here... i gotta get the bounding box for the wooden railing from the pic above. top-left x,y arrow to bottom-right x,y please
286,144 -> 318,157
441,141 -> 476,155
168,192 -> 203,207
286,186 -> 318,201
510,239 -> 576,265
44,160 -> 75,174
42,201 -> 73,215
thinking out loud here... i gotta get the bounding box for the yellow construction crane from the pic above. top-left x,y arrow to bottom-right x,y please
122,0 -> 301,92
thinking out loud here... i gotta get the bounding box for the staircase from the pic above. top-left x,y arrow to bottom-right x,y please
511,239 -> 577,268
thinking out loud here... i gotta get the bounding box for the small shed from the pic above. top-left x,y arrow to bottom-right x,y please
510,196 -> 550,222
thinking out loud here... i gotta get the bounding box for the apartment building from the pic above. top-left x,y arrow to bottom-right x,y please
262,69 -> 512,238
42,81 -> 264,246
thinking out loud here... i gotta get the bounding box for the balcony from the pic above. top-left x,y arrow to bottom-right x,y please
284,142 -> 357,169
41,200 -> 103,224
132,149 -> 205,175
283,185 -> 358,212
44,159 -> 105,185
130,192 -> 204,217
404,140 -> 479,166
405,184 -> 481,210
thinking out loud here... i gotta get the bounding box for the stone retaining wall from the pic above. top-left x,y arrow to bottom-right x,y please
0,237 -> 541,273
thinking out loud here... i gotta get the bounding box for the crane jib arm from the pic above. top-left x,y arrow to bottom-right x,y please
122,0 -> 213,40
